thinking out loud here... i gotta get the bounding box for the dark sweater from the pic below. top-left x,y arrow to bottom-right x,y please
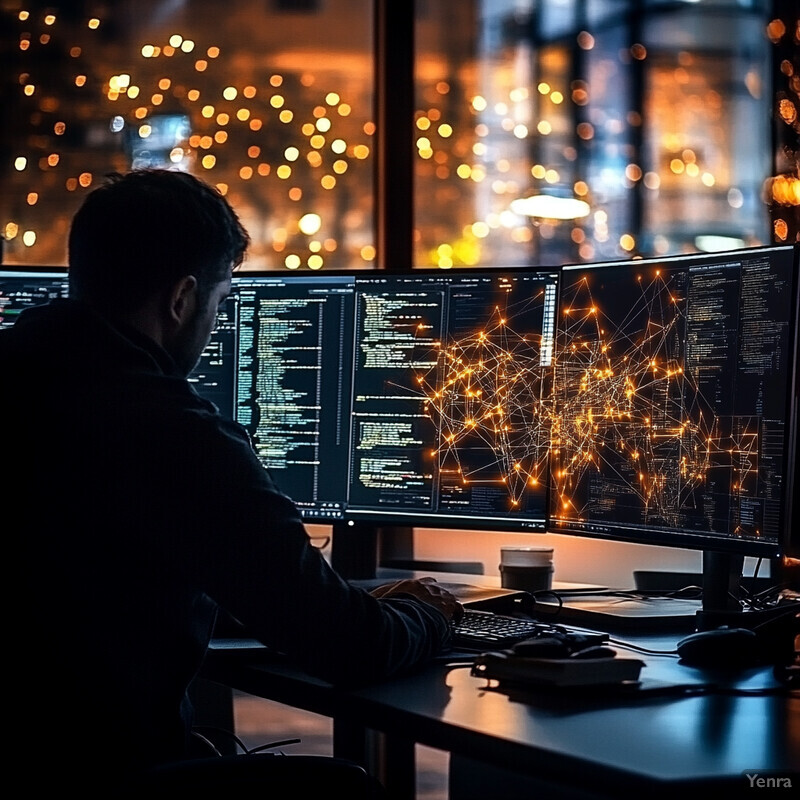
1,298 -> 449,782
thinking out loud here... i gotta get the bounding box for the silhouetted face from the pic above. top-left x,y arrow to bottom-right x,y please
171,276 -> 231,377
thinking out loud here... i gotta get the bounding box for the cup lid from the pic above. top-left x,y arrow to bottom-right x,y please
500,546 -> 553,567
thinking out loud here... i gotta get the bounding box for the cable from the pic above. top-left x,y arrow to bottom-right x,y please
531,590 -> 564,607
192,725 -> 249,755
247,738 -> 302,755
629,684 -> 798,699
607,638 -> 680,657
477,679 -> 798,700
191,726 -> 302,756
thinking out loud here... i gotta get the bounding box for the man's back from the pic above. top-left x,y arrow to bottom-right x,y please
3,298 -> 452,784
3,170 -> 456,790
4,299 -> 220,776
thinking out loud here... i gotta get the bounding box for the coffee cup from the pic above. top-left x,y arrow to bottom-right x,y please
499,546 -> 554,593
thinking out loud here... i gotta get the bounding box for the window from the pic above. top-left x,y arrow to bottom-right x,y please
2,0 -> 374,270
2,1 -> 797,270
413,0 -> 798,267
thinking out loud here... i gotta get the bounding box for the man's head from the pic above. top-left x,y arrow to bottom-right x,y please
68,169 -> 250,374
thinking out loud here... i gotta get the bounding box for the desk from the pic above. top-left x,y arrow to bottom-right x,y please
202,626 -> 799,799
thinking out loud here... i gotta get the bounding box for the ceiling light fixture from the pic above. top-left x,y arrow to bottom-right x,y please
510,194 -> 590,220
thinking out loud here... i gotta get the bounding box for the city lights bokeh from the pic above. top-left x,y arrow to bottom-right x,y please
2,2 -> 798,271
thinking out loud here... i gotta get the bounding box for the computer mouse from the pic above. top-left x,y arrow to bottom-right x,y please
676,626 -> 760,668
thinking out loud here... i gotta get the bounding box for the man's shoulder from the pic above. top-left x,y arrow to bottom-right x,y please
123,382 -> 249,448
0,299 -> 95,358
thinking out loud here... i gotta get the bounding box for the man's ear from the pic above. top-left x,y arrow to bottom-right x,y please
167,275 -> 198,327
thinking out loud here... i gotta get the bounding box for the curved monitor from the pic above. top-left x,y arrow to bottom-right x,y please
549,244 -> 799,561
223,267 -> 560,532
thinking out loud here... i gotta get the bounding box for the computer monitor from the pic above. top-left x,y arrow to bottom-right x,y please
548,244 -> 799,612
345,268 -> 558,531
223,267 -> 559,531
0,267 -> 69,329
226,271 -> 357,522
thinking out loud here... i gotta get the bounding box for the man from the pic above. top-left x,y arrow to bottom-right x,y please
1,169 -> 458,792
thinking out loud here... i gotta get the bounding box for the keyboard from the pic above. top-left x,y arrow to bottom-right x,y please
451,609 -> 552,649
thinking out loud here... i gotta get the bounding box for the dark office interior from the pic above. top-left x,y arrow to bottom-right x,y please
2,2 -> 798,798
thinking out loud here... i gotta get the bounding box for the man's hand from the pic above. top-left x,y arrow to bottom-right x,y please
370,576 -> 463,623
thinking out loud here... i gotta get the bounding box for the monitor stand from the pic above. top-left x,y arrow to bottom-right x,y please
330,522 -> 417,581
694,551 -> 791,631
330,522 -> 380,580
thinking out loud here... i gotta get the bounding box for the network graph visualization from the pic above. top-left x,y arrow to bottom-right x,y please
406,247 -> 795,552
412,285 -> 555,509
348,270 -> 557,529
552,267 -> 719,525
549,249 -> 796,551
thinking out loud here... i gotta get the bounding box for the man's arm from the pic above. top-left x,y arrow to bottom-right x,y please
176,413 -> 456,685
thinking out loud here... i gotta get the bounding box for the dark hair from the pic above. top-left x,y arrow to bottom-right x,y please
68,169 -> 250,313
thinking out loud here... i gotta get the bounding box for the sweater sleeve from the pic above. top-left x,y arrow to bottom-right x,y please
170,412 -> 452,685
